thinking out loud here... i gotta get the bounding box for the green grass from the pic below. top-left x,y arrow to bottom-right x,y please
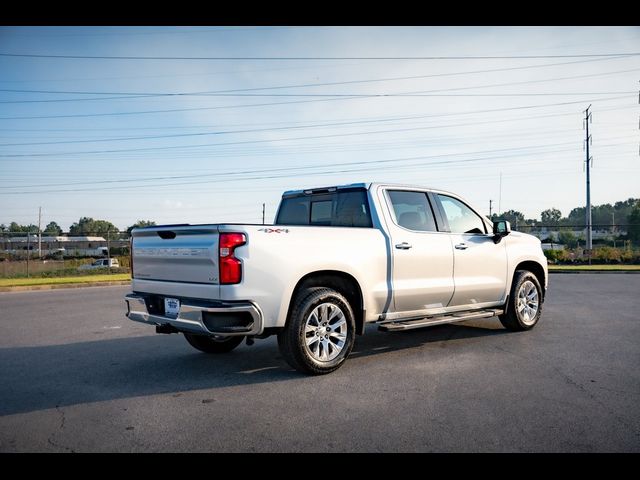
549,264 -> 640,271
0,274 -> 131,287
2,266 -> 637,287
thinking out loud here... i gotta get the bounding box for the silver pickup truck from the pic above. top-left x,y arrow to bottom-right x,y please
125,182 -> 548,374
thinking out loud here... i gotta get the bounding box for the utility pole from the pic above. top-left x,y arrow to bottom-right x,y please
584,105 -> 593,265
262,203 -> 265,225
612,211 -> 616,248
26,230 -> 30,278
498,172 -> 502,214
489,199 -> 493,218
612,211 -> 615,232
107,228 -> 111,271
38,206 -> 42,258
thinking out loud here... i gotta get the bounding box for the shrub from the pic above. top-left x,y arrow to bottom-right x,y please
592,246 -> 621,264
116,256 -> 130,268
544,249 -> 560,264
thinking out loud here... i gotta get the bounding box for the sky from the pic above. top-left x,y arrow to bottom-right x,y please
0,25 -> 639,231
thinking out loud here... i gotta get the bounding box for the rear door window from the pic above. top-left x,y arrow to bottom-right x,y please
387,190 -> 437,232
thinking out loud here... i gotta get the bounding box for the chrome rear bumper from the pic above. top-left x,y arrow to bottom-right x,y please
124,293 -> 263,336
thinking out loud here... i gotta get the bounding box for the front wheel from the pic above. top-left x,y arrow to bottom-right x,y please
184,333 -> 244,354
499,270 -> 543,331
278,287 -> 356,375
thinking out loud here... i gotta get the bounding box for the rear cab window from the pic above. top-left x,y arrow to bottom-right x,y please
275,188 -> 373,228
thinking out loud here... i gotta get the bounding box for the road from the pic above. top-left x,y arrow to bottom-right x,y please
1,275 -> 639,452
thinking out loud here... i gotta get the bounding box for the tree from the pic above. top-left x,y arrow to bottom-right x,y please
69,217 -> 119,236
492,210 -> 525,228
614,198 -> 639,225
566,206 -> 586,225
127,220 -> 157,235
0,224 -> 7,232
592,203 -> 614,227
8,222 -> 38,233
540,208 -> 562,226
44,221 -> 63,236
558,230 -> 579,249
628,201 -> 640,245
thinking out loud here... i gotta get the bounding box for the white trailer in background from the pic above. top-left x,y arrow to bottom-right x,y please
1,235 -> 109,257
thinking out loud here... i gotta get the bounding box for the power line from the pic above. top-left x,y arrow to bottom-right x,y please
9,142 -> 634,193
12,163 -> 630,198
2,26 -> 299,38
0,55 -> 628,89
0,150 -> 579,194
1,148 -> 626,196
3,142 -> 581,189
0,96 -> 631,157
0,121 -> 582,148
2,140 -> 633,194
1,61 -> 612,95
3,64 -> 640,103
11,114 -> 629,165
0,91 -> 635,104
0,96 -> 377,120
1,52 -> 639,60
0,91 -> 630,122
0,101 -> 634,135
0,98 -> 634,148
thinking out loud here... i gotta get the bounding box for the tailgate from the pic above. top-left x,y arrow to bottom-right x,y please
132,226 -> 220,284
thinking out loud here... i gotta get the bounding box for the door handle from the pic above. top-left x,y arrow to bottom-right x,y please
395,242 -> 412,250
454,243 -> 468,250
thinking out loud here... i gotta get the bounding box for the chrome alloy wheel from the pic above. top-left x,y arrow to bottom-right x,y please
304,302 -> 348,362
517,280 -> 539,325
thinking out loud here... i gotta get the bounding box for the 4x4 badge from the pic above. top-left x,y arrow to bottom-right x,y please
258,228 -> 289,233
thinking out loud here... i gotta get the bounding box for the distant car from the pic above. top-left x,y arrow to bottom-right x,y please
78,258 -> 119,270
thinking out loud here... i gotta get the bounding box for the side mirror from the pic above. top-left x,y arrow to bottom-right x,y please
492,220 -> 511,243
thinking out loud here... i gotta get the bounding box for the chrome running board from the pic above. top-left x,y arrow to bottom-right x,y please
378,309 -> 503,332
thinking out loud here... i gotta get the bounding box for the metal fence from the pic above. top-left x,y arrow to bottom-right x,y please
512,224 -> 634,247
0,231 -> 130,279
1,225 -> 638,278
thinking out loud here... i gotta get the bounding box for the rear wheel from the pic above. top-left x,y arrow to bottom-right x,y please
499,270 -> 543,331
278,287 -> 356,375
183,333 -> 244,354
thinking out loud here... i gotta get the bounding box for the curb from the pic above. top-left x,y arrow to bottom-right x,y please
549,270 -> 640,274
2,271 -> 638,291
0,280 -> 131,292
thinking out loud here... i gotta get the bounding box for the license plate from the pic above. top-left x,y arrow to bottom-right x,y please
164,297 -> 180,318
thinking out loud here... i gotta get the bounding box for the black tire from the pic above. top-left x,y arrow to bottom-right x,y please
183,333 -> 244,354
278,287 -> 356,375
499,270 -> 543,331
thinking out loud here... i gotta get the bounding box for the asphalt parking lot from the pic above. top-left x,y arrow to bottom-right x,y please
0,274 -> 639,452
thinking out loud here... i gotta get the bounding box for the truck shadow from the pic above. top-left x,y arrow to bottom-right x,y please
352,319 -> 508,359
0,321 -> 508,416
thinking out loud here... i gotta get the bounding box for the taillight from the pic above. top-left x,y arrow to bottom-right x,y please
129,237 -> 134,279
219,233 -> 246,284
